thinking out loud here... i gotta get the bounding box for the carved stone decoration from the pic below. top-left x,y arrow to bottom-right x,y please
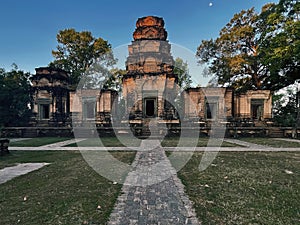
133,16 -> 167,41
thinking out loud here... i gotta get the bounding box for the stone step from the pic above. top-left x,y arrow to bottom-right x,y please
134,126 -> 166,139
22,129 -> 37,138
72,128 -> 96,138
269,128 -> 284,138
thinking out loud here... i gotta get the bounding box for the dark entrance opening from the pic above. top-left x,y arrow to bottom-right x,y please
145,99 -> 155,117
41,104 -> 50,119
206,102 -> 217,120
84,101 -> 96,119
251,99 -> 264,120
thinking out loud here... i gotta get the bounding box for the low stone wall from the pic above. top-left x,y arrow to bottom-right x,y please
0,127 -> 117,138
0,127 -> 299,138
0,127 -> 73,138
172,127 -> 299,138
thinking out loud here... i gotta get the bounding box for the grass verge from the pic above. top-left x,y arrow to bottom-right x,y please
0,150 -> 136,225
161,137 -> 243,147
176,151 -> 300,225
65,137 -> 141,147
67,137 -> 241,147
238,137 -> 300,148
9,137 -> 72,147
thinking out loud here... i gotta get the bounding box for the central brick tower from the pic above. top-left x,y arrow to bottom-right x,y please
122,16 -> 179,125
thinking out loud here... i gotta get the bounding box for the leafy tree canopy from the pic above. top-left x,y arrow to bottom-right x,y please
50,28 -> 116,88
196,0 -> 299,93
272,88 -> 298,126
174,57 -> 192,89
0,65 -> 32,127
260,0 -> 300,90
106,68 -> 126,92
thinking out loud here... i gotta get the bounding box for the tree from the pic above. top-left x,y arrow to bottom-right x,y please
260,0 -> 300,90
106,68 -> 126,92
197,7 -> 263,92
50,28 -> 115,87
196,1 -> 299,92
272,88 -> 297,126
0,66 -> 32,127
174,57 -> 192,89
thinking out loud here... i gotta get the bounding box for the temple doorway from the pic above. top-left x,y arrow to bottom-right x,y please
83,100 -> 96,120
40,104 -> 50,119
251,99 -> 264,120
144,98 -> 156,117
206,102 -> 218,120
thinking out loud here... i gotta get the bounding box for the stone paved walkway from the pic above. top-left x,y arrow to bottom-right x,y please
108,140 -> 200,225
0,163 -> 50,184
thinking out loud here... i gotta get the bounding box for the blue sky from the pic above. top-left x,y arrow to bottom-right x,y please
0,0 -> 277,84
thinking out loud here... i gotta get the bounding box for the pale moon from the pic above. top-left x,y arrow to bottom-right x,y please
209,2 -> 213,7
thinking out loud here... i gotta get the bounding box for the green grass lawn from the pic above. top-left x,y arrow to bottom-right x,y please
0,150 -> 136,225
161,137 -> 243,147
9,137 -> 72,147
2,140 -> 299,224
176,151 -> 300,225
65,136 -> 141,147
239,137 -> 300,148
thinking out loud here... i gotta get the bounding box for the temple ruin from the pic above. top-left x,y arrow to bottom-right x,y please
30,67 -> 70,126
27,16 -> 275,137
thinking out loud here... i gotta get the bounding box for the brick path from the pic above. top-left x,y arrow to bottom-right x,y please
108,140 -> 200,225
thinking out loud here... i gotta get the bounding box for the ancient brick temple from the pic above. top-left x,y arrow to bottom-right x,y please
30,67 -> 70,126
122,16 -> 179,125
30,16 -> 273,132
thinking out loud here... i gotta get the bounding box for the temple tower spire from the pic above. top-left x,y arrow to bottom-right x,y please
122,16 -> 178,126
